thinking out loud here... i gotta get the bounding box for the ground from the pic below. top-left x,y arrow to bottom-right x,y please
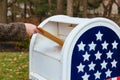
0,52 -> 29,80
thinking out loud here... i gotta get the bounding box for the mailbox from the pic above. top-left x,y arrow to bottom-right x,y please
29,15 -> 120,80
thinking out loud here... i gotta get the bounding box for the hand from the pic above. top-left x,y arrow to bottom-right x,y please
25,23 -> 39,36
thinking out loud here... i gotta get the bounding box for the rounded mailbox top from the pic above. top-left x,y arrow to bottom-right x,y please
61,17 -> 120,80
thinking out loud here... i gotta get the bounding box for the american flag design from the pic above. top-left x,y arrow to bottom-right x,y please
71,26 -> 120,80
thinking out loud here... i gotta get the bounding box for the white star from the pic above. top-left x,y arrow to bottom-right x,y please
95,51 -> 102,60
105,69 -> 112,77
77,41 -> 85,51
96,31 -> 103,41
106,50 -> 113,59
102,41 -> 109,49
101,60 -> 107,69
83,52 -> 90,61
82,73 -> 90,80
89,41 -> 96,51
111,59 -> 117,68
77,63 -> 85,72
88,61 -> 96,71
112,41 -> 118,49
94,71 -> 101,79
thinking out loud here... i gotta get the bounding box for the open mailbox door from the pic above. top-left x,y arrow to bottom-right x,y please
29,15 -> 120,80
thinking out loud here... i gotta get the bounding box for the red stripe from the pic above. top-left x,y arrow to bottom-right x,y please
107,78 -> 112,80
117,76 -> 120,80
107,76 -> 120,80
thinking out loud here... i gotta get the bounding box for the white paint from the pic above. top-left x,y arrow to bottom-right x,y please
29,15 -> 120,80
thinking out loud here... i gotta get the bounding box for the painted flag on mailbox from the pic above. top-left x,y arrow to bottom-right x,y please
71,26 -> 120,80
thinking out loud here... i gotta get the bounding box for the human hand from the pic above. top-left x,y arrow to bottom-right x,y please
25,23 -> 39,36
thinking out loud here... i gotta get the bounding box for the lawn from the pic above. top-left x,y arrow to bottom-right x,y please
0,52 -> 29,80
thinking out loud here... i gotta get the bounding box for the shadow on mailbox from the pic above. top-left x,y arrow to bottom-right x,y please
29,15 -> 120,80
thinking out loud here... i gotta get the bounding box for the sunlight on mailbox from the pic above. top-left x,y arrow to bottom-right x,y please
29,15 -> 120,80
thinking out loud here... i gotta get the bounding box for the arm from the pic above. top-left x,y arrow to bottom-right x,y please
0,22 -> 38,41
0,22 -> 26,41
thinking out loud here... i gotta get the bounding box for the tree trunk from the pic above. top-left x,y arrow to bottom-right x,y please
0,0 -> 7,23
102,2 -> 108,17
11,4 -> 16,22
67,0 -> 73,16
102,0 -> 114,17
73,0 -> 80,16
24,2 -> 27,19
57,0 -> 64,14
48,0 -> 52,15
114,0 -> 120,14
83,0 -> 87,17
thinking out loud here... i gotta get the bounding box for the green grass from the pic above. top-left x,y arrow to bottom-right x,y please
0,52 -> 29,80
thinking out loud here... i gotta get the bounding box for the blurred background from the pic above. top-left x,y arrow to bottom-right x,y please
0,0 -> 120,24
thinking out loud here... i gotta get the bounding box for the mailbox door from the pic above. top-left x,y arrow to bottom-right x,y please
62,18 -> 120,80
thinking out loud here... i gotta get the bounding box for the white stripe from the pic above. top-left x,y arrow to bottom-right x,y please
112,77 -> 117,80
